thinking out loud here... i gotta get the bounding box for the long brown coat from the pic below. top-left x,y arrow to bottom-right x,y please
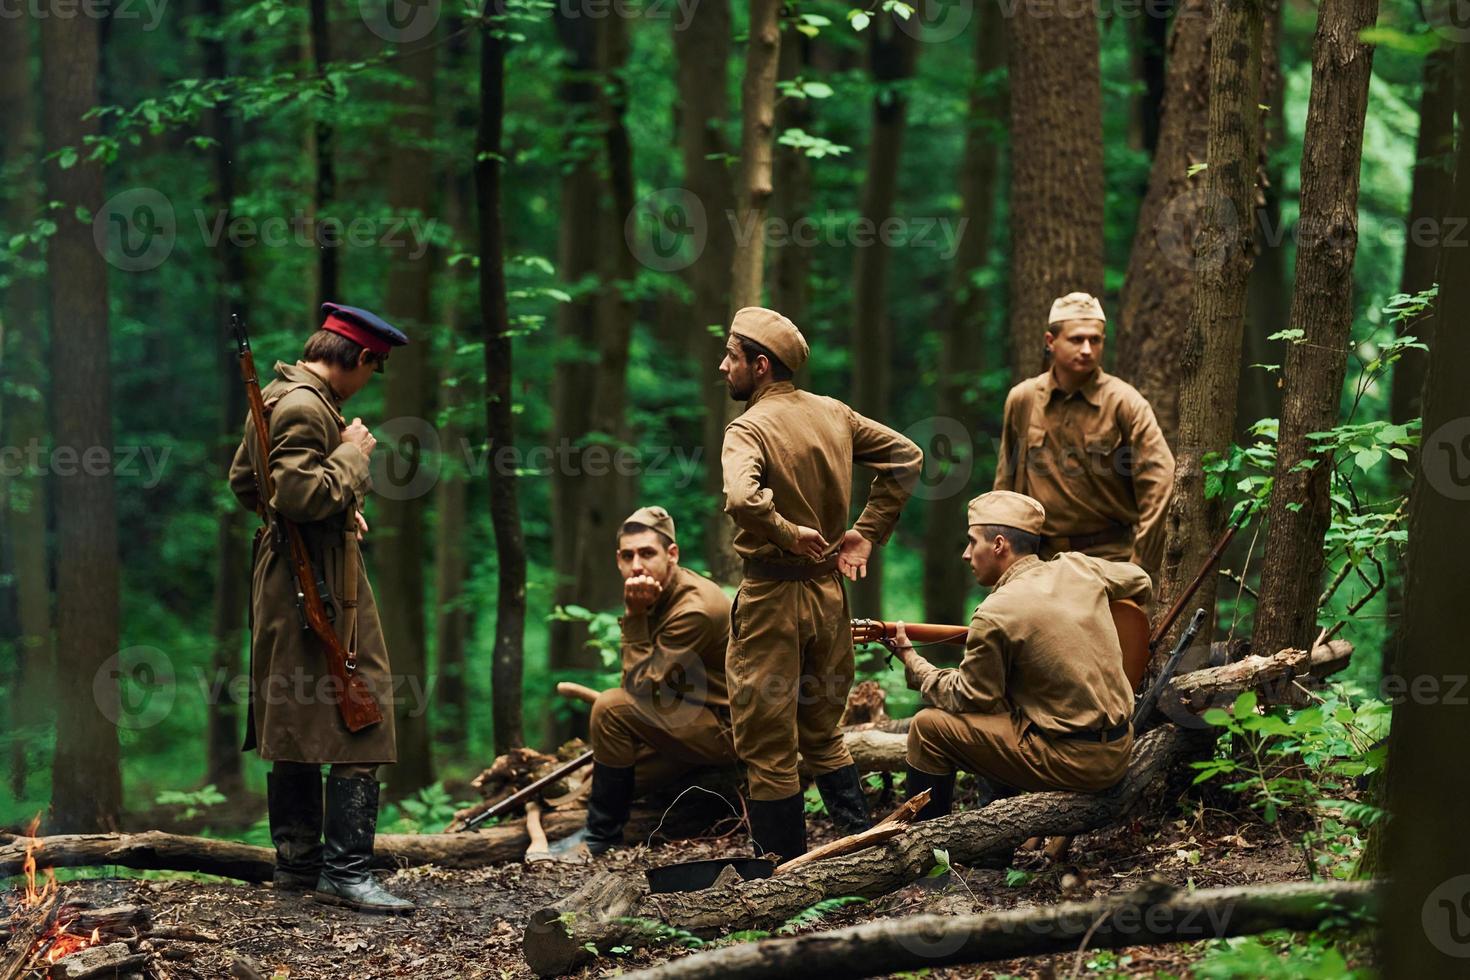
228,361 -> 397,764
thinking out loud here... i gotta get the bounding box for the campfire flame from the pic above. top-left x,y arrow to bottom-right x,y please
14,815 -> 104,968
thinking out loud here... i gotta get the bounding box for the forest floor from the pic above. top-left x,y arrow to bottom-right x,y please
32,787 -> 1336,980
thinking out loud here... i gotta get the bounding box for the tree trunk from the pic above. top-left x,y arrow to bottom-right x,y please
1154,0 -> 1263,666
547,4 -> 603,680
42,7 -> 122,832
478,0 -> 528,754
1116,0 -> 1212,450
523,725 -> 1210,975
1005,0 -> 1104,382
1132,0 -> 1172,158
849,15 -> 919,619
379,14 -> 439,796
673,0 -> 741,583
620,880 -> 1376,980
202,0 -> 248,795
1,8 -> 52,802
1252,0 -> 1378,658
1380,38 -> 1470,974
729,0 -> 781,316
922,2 -> 1004,624
768,29 -> 811,354
308,0 -> 338,308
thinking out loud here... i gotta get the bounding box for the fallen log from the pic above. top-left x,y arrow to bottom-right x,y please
617,878 -> 1378,980
1162,640 -> 1353,716
521,725 -> 1211,976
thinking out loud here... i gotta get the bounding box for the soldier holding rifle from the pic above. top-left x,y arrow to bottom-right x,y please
891,491 -> 1152,820
227,302 -> 412,914
719,306 -> 923,860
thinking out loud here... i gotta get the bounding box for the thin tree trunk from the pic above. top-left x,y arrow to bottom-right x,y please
1253,0 -> 1378,658
674,0 -> 740,583
547,5 -> 602,679
729,0 -> 782,315
308,0 -> 338,308
1133,0 -> 1172,158
202,0 -> 248,795
850,15 -> 919,618
768,28 -> 811,356
42,6 -> 122,832
923,1 -> 1004,624
1379,39 -> 1470,973
478,0 -> 527,754
1,9 -> 52,802
1006,0 -> 1105,382
1116,0 -> 1211,450
1154,0 -> 1263,666
379,13 -> 438,795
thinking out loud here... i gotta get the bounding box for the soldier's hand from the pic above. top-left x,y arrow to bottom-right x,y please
892,621 -> 914,669
624,574 -> 662,616
355,511 -> 369,541
791,525 -> 829,559
343,418 -> 376,458
837,529 -> 872,581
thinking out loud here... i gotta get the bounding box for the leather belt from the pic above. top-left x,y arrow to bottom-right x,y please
1053,720 -> 1132,744
742,557 -> 839,581
1047,524 -> 1133,552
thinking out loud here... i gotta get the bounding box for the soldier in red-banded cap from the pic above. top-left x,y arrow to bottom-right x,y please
889,491 -> 1152,822
227,302 -> 412,913
718,306 -> 924,861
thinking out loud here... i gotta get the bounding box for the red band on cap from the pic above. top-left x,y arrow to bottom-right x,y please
321,313 -> 391,354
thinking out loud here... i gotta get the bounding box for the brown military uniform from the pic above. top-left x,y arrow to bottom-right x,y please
993,369 -> 1174,576
590,565 -> 737,783
723,381 -> 922,800
228,361 -> 397,765
903,552 -> 1151,792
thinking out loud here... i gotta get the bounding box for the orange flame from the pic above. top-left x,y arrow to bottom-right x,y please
13,814 -> 101,966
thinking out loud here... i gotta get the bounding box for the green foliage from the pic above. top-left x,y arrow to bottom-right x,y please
382,783 -> 475,834
154,784 -> 227,821
1003,867 -> 1035,888
1192,690 -> 1389,878
1192,931 -> 1370,979
776,896 -> 867,934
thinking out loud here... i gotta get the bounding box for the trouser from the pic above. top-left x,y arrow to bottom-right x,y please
1040,536 -> 1131,564
906,707 -> 1131,793
589,687 -> 738,786
273,760 -> 380,781
727,573 -> 854,800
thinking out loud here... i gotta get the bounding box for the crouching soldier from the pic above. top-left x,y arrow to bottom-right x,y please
227,302 -> 413,913
889,491 -> 1151,820
548,507 -> 738,860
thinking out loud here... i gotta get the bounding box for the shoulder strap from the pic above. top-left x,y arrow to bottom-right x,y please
263,381 -> 346,427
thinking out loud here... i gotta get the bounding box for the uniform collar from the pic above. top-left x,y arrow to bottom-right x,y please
746,380 -> 796,408
1043,366 -> 1107,407
994,553 -> 1043,591
277,360 -> 346,410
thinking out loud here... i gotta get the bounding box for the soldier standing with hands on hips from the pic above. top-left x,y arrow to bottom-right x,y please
719,306 -> 923,861
228,302 -> 413,914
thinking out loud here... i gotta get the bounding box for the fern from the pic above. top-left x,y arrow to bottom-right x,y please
777,896 -> 867,935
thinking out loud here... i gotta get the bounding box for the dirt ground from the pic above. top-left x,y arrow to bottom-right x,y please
32,788 -> 1324,980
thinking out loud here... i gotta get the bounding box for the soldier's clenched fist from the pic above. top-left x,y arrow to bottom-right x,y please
624,574 -> 662,616
343,418 -> 376,458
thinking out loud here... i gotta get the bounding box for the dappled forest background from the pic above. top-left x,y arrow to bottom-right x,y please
0,0 -> 1446,839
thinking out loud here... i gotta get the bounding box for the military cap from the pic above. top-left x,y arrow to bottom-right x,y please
730,306 -> 809,373
967,491 -> 1046,535
320,302 -> 410,354
621,505 -> 677,545
1047,292 -> 1107,325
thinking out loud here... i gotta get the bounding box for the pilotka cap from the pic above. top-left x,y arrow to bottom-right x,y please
730,306 -> 809,373
1047,292 -> 1107,325
967,491 -> 1046,535
621,505 -> 677,545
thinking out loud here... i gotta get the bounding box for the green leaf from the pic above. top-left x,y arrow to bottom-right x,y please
1233,691 -> 1258,720
58,147 -> 78,169
1267,328 -> 1304,342
849,10 -> 871,30
1202,708 -> 1233,727
1353,448 -> 1382,472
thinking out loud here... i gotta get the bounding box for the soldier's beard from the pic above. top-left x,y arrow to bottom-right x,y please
727,379 -> 753,401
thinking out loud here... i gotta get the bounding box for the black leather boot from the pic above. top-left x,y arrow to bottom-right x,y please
268,768 -> 323,891
560,762 -> 637,857
904,766 -> 956,821
313,776 -> 415,914
815,764 -> 872,834
746,794 -> 807,863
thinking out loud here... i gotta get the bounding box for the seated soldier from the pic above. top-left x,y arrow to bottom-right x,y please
549,506 -> 738,859
890,491 -> 1150,820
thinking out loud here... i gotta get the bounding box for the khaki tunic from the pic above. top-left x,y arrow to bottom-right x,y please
590,566 -> 737,780
903,553 -> 1150,792
993,369 -> 1174,575
722,381 -> 923,799
227,361 -> 397,764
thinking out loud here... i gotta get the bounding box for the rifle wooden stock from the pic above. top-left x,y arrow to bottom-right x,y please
233,316 -> 383,734
850,620 -> 969,646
